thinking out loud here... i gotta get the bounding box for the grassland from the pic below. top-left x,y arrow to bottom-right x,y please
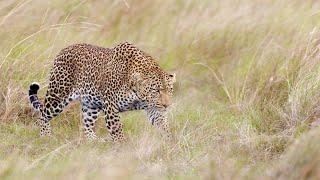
1,0 -> 320,179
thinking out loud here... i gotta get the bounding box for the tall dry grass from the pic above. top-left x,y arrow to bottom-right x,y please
1,0 -> 320,179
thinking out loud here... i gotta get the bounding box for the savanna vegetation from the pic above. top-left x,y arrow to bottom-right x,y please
1,0 -> 320,179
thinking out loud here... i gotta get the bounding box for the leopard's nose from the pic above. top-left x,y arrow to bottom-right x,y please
162,99 -> 172,108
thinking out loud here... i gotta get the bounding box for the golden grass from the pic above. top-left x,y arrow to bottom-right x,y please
1,0 -> 320,179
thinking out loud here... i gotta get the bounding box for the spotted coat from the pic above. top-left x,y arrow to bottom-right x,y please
28,42 -> 175,142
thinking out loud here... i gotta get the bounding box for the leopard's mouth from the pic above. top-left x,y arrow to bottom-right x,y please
153,105 -> 169,111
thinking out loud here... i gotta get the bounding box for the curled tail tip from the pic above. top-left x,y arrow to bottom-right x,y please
29,82 -> 40,95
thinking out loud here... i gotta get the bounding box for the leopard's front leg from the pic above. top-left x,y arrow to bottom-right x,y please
104,105 -> 126,142
146,108 -> 171,139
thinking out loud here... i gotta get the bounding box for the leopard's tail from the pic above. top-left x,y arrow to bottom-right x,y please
28,82 -> 43,112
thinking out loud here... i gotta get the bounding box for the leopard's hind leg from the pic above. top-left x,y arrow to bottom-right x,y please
29,50 -> 78,137
38,90 -> 80,136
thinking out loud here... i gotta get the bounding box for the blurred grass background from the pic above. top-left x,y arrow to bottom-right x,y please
1,0 -> 320,179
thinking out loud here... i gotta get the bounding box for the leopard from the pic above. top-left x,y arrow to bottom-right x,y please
28,42 -> 176,142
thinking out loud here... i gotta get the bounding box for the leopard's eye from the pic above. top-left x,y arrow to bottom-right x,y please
150,88 -> 159,92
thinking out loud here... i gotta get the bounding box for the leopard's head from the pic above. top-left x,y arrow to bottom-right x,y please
132,68 -> 176,109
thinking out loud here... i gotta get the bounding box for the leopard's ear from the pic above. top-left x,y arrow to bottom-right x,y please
169,73 -> 176,83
